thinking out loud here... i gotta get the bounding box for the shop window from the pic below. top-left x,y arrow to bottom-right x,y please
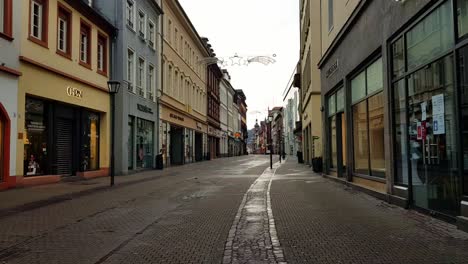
128,116 -> 134,170
97,34 -> 108,75
327,87 -> 346,174
136,118 -> 154,169
393,79 -> 409,185
57,4 -> 71,58
458,0 -> 468,39
458,45 -> 468,195
24,98 -> 48,176
79,20 -> 91,68
406,1 -> 453,71
392,37 -> 405,79
351,57 -> 385,178
0,115 -> 4,181
81,112 -> 100,171
330,115 -> 337,168
29,0 -> 48,47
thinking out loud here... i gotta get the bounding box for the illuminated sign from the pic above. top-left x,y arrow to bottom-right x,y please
66,86 -> 83,99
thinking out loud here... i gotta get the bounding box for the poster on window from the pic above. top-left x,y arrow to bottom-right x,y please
421,102 -> 427,121
417,122 -> 422,140
432,94 -> 444,115
433,113 -> 445,135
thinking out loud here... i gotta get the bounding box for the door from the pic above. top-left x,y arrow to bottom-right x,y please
55,118 -> 73,176
195,133 -> 203,161
170,127 -> 184,165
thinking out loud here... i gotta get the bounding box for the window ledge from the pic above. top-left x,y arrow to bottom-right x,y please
79,61 -> 92,70
0,32 -> 14,41
127,24 -> 136,33
56,50 -> 72,61
28,36 -> 48,49
97,70 -> 108,77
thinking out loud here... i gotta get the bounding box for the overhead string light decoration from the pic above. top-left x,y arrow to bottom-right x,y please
198,53 -> 277,67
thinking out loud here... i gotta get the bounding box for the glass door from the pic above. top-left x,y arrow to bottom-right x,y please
408,55 -> 460,215
0,118 -> 4,181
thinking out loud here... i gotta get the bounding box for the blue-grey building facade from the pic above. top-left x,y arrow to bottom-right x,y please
94,0 -> 163,175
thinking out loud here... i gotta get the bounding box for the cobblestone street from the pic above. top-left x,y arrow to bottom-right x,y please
0,155 -> 467,263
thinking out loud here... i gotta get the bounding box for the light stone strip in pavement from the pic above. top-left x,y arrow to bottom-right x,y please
223,160 -> 286,264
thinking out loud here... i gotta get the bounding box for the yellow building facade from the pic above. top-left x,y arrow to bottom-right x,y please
16,0 -> 115,186
159,0 -> 210,166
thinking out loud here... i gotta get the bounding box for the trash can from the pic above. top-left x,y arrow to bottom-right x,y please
312,157 -> 323,173
155,154 -> 164,170
297,151 -> 303,164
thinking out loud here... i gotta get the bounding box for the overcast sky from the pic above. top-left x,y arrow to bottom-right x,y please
178,0 -> 299,129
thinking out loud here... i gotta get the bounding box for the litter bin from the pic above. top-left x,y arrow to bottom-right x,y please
155,154 -> 164,170
312,157 -> 323,173
297,151 -> 303,164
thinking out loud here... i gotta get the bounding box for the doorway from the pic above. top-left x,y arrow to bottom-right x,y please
170,126 -> 184,165
195,132 -> 203,161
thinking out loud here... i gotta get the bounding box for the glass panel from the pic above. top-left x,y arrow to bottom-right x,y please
368,92 -> 385,177
0,117 -> 4,181
136,118 -> 154,169
459,45 -> 468,106
351,71 -> 366,103
353,100 -> 369,174
394,79 -> 409,185
406,1 -> 454,70
0,0 -> 4,33
367,58 -> 383,94
457,0 -> 468,38
392,37 -> 405,78
328,93 -> 336,116
462,108 -> 468,195
330,116 -> 337,169
24,98 -> 47,176
408,55 -> 459,215
81,112 -> 100,171
341,113 -> 347,171
337,88 -> 344,112
128,117 -> 134,169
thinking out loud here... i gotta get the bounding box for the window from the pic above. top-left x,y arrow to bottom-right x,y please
328,87 -> 346,175
126,0 -> 134,28
148,20 -> 155,48
174,70 -> 179,98
138,10 -> 145,38
137,57 -> 145,96
148,65 -> 155,100
0,0 -> 12,38
97,34 -> 107,75
174,28 -> 178,49
406,1 -> 453,70
458,0 -> 468,38
127,48 -> 135,91
168,65 -> 173,96
79,21 -> 91,68
57,5 -> 71,57
81,112 -> 100,171
30,0 -> 48,45
167,19 -> 172,42
351,58 -> 385,177
136,118 -> 154,169
87,0 -> 92,7
328,0 -> 333,31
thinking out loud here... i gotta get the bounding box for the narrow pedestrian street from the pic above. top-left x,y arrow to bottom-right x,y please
0,155 -> 467,264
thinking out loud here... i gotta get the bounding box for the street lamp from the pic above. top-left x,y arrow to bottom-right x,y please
108,80 -> 121,186
267,115 -> 273,169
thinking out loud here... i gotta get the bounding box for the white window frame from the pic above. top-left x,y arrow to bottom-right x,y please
30,0 -> 43,40
57,17 -> 67,52
127,47 -> 136,91
148,64 -> 155,101
137,57 -> 146,97
138,10 -> 146,39
80,30 -> 88,63
126,0 -> 135,29
97,40 -> 104,72
148,19 -> 155,49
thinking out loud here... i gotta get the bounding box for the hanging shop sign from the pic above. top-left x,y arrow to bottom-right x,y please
66,86 -> 83,99
137,104 -> 153,114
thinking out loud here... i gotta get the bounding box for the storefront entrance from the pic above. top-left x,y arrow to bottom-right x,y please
170,126 -> 184,165
195,132 -> 203,161
0,103 -> 8,183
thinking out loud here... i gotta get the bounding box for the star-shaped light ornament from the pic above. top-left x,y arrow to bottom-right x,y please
230,53 -> 243,66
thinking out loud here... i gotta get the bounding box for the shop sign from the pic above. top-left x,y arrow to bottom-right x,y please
66,86 -> 83,99
326,59 -> 339,78
170,113 -> 184,122
137,104 -> 153,114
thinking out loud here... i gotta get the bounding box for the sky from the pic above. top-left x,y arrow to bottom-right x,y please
178,0 -> 300,129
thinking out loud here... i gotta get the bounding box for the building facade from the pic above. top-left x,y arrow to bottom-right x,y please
236,89 -> 248,155
17,0 -> 115,186
160,0 -> 209,166
282,79 -> 301,156
319,0 -> 468,229
219,70 -> 231,157
0,0 -> 20,189
299,0 -> 322,166
206,60 -> 222,160
95,0 -> 162,175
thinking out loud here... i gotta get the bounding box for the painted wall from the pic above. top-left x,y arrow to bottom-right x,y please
94,0 -> 162,175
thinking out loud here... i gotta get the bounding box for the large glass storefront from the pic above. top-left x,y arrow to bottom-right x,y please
327,87 -> 346,177
391,0 -> 461,215
24,97 -> 101,176
351,58 -> 385,178
0,113 -> 4,181
136,118 -> 154,169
